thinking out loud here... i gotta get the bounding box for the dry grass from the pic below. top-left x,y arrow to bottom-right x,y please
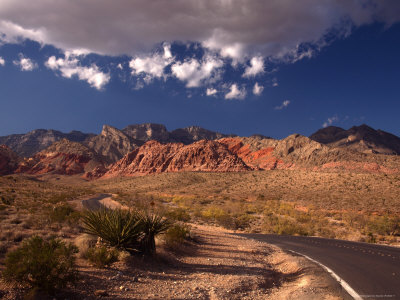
0,169 -> 399,260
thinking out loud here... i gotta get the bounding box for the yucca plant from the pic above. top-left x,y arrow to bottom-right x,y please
138,211 -> 171,255
82,208 -> 142,252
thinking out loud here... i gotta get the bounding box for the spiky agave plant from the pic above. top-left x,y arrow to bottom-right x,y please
138,211 -> 171,255
82,208 -> 143,252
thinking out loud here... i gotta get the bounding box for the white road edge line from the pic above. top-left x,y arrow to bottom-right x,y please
288,250 -> 363,300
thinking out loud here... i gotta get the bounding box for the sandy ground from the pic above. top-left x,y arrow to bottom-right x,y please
0,224 -> 348,299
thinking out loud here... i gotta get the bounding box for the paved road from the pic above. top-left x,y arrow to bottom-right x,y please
239,234 -> 400,300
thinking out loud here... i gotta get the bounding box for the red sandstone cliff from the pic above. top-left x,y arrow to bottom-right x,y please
102,140 -> 250,178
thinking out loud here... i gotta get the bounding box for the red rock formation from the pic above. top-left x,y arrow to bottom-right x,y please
219,137 -> 286,170
16,139 -> 105,176
0,145 -> 20,175
103,140 -> 250,178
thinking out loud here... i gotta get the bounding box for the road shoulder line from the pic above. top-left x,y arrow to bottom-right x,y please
288,250 -> 363,300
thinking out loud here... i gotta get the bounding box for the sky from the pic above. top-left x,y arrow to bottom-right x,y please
0,0 -> 400,139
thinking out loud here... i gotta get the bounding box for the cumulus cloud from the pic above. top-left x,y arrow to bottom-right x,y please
0,57 -> 5,66
243,57 -> 264,77
275,100 -> 290,110
272,78 -> 279,87
206,88 -> 218,96
45,52 -> 110,90
0,0 -> 399,60
171,55 -> 223,87
13,54 -> 37,71
225,84 -> 246,100
129,43 -> 173,82
253,82 -> 264,95
323,115 -> 339,128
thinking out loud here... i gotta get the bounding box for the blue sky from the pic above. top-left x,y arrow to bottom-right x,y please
0,1 -> 400,138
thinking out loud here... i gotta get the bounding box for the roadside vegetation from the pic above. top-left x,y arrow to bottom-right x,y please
0,170 -> 399,297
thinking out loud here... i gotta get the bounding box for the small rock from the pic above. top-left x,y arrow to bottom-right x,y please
94,290 -> 109,297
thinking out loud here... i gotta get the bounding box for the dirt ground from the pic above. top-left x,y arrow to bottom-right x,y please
0,224 -> 348,300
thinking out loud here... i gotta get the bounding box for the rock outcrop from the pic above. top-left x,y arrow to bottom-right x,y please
84,125 -> 142,164
122,123 -> 170,143
0,145 -> 21,175
310,124 -> 400,155
103,140 -> 250,177
16,139 -> 105,176
219,134 -> 400,173
0,129 -> 94,157
169,126 -> 231,144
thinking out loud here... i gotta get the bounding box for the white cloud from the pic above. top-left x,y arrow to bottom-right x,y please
253,82 -> 264,95
45,52 -> 110,90
275,100 -> 290,110
0,1 -> 398,60
206,88 -> 217,96
322,115 -> 339,128
243,57 -> 264,77
13,54 -> 37,71
272,78 -> 279,87
0,57 -> 5,66
129,43 -> 173,82
171,55 -> 223,87
225,84 -> 246,100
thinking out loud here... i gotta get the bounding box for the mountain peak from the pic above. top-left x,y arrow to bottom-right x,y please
310,124 -> 400,155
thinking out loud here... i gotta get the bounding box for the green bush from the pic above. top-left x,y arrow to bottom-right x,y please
82,208 -> 142,252
49,204 -> 80,224
165,208 -> 191,222
164,224 -> 191,248
83,246 -> 119,268
82,208 -> 170,255
2,236 -> 78,293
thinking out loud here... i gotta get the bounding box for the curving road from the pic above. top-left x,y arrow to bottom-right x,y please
239,234 -> 400,300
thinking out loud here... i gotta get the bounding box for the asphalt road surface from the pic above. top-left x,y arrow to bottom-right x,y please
239,234 -> 400,300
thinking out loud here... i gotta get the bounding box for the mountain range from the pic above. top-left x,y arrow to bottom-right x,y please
0,123 -> 399,178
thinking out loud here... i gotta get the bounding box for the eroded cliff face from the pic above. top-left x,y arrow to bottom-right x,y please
16,139 -> 106,176
102,140 -> 250,178
84,125 -> 142,164
0,129 -> 94,157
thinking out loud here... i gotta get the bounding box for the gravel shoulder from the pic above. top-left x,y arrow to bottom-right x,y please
81,225 -> 347,299
0,224 -> 347,299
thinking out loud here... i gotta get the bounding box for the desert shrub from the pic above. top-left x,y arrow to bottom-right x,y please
262,214 -> 310,236
0,194 -> 15,205
165,207 -> 191,222
82,208 -> 142,252
47,204 -> 81,226
233,214 -> 254,230
83,246 -> 119,268
82,208 -> 170,255
367,216 -> 400,236
74,233 -> 98,257
2,236 -> 78,293
164,223 -> 191,248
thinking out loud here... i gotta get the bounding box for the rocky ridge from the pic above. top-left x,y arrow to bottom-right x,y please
102,140 -> 250,178
16,139 -> 106,176
1,123 -> 400,178
0,129 -> 94,157
310,124 -> 400,155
